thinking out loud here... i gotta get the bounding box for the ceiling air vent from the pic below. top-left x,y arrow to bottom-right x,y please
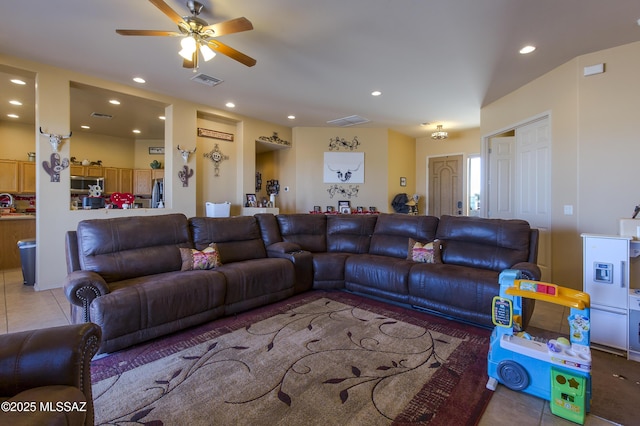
191,73 -> 223,87
90,112 -> 113,119
327,115 -> 370,127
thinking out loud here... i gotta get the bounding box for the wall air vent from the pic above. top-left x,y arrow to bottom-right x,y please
90,112 -> 113,119
326,115 -> 370,127
191,73 -> 224,87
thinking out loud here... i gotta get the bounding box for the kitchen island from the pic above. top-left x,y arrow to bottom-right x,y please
0,214 -> 35,269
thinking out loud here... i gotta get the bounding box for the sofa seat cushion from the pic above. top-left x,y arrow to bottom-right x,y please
311,252 -> 351,289
217,258 -> 295,314
91,270 -> 226,341
407,263 -> 500,326
344,254 -> 413,296
1,385 -> 87,426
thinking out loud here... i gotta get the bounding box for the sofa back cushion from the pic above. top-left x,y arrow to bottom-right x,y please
436,215 -> 532,271
190,216 -> 266,263
326,215 -> 377,253
276,214 -> 327,253
76,213 -> 191,283
369,214 -> 439,258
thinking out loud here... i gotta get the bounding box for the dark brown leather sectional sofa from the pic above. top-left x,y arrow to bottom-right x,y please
64,212 -> 539,354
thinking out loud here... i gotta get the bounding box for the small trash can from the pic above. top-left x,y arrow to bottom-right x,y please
17,238 -> 36,286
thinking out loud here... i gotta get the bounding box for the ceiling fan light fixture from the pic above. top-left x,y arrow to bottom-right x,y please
200,44 -> 216,61
179,35 -> 197,59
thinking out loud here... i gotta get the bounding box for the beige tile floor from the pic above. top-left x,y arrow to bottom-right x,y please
0,268 -> 619,425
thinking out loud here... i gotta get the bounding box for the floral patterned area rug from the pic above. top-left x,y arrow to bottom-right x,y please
91,291 -> 493,425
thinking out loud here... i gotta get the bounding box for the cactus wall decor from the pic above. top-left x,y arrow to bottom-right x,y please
42,153 -> 69,182
178,165 -> 194,187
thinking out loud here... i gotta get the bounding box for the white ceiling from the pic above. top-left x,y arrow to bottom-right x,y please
0,0 -> 639,139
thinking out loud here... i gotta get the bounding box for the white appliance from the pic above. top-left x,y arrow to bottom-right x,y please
629,290 -> 640,361
151,178 -> 164,208
582,234 -> 630,353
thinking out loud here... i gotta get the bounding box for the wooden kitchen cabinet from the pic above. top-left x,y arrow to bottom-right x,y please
0,159 -> 19,192
133,169 -> 153,195
119,168 -> 133,194
103,167 -> 118,194
18,161 -> 36,193
0,217 -> 35,269
70,165 -> 104,177
152,169 -> 164,180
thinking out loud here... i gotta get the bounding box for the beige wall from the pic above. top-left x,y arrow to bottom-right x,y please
387,130 -> 416,210
289,128 -> 392,213
0,121 -> 34,160
481,40 -> 640,289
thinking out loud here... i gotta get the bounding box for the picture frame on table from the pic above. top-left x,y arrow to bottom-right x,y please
313,206 -> 322,213
356,206 -> 364,213
338,200 -> 351,208
326,206 -> 335,213
340,206 -> 351,214
246,193 -> 257,207
369,206 -> 377,212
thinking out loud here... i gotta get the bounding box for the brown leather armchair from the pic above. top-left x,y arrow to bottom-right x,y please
0,323 -> 101,426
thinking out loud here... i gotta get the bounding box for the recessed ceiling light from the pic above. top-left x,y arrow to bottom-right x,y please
371,90 -> 382,96
519,45 -> 536,54
133,77 -> 146,84
159,115 -> 166,120
10,79 -> 25,85
9,100 -> 22,106
225,102 -> 235,108
132,129 -> 141,134
7,114 -> 19,118
81,125 -> 90,129
288,115 -> 296,120
109,99 -> 121,105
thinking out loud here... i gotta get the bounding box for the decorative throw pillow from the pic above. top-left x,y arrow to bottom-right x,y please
180,243 -> 222,271
407,238 -> 442,264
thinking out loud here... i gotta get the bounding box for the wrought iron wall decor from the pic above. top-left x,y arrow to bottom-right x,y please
255,172 -> 262,191
327,184 -> 359,199
178,165 -> 194,187
266,179 -> 280,195
257,132 -> 290,148
323,152 -> 364,183
328,136 -> 359,151
203,144 -> 229,177
198,128 -> 234,141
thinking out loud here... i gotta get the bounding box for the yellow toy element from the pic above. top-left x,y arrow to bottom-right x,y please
506,279 -> 590,310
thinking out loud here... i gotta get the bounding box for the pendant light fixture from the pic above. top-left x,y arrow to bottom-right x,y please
431,124 -> 448,140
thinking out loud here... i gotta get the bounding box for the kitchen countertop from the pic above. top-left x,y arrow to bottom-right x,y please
0,214 -> 36,220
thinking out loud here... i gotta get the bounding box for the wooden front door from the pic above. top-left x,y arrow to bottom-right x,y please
428,155 -> 463,217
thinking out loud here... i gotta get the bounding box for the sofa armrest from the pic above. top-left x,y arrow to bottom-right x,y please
64,270 -> 110,323
511,262 -> 541,281
266,241 -> 302,255
266,242 -> 313,294
0,323 -> 101,400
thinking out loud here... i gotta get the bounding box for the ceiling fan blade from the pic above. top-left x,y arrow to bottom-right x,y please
201,17 -> 253,37
116,29 -> 182,36
149,0 -> 185,26
206,39 -> 256,67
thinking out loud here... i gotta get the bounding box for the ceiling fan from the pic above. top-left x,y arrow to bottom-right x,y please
116,0 -> 256,69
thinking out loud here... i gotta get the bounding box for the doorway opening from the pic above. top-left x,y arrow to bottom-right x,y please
468,154 -> 481,216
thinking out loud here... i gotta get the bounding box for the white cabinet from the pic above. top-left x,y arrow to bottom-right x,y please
582,234 -> 630,353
